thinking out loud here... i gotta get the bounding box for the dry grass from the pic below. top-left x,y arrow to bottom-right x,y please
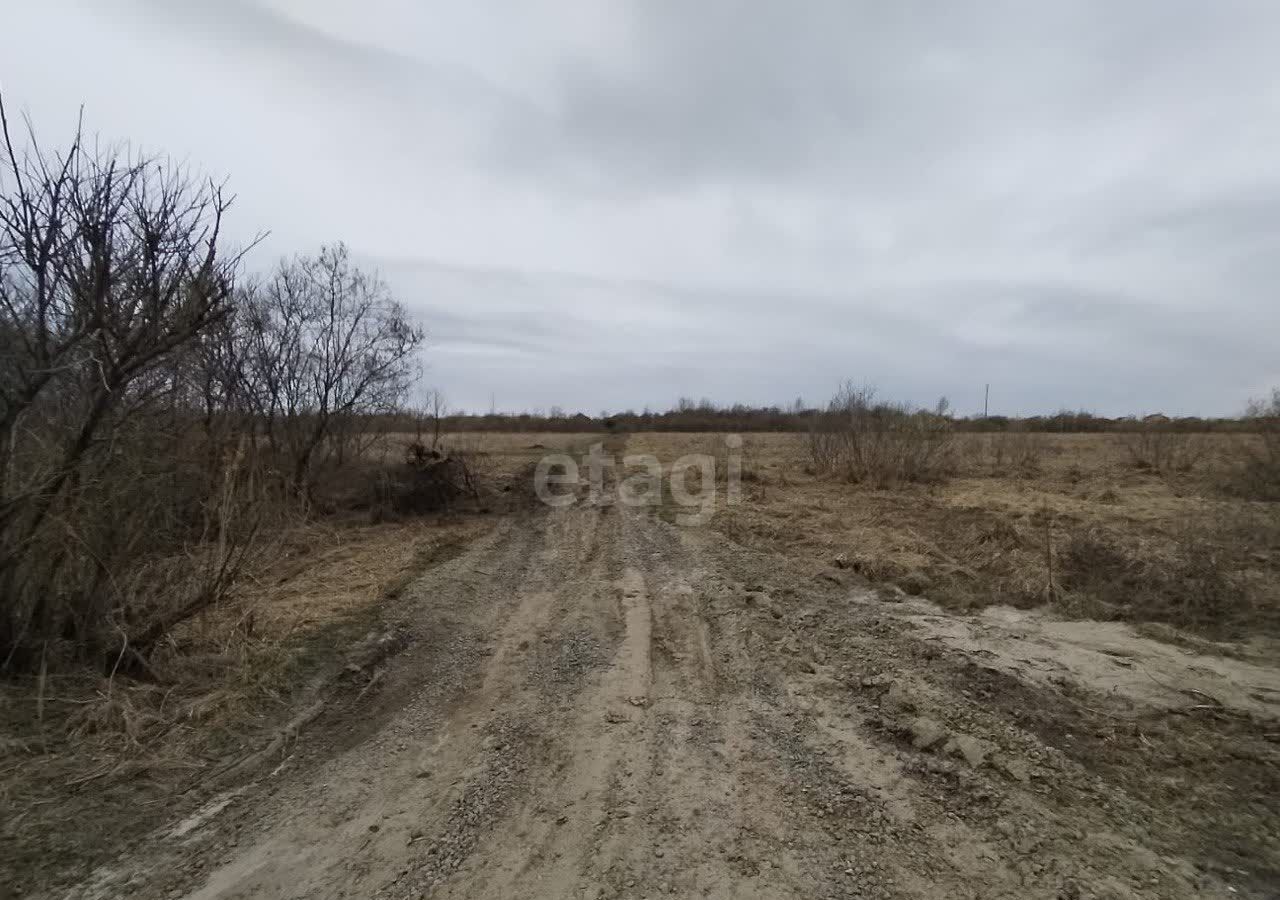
0,514 -> 488,834
638,431 -> 1280,639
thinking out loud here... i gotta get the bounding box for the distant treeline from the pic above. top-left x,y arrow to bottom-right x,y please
406,404 -> 1266,434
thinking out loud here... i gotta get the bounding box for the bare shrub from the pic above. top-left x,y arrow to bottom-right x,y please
1224,388 -> 1280,500
807,383 -> 953,488
806,425 -> 845,474
0,103 -> 267,671
1120,424 -> 1203,473
975,427 -> 1046,475
411,387 -> 449,453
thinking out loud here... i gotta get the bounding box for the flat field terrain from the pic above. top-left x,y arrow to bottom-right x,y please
5,431 -> 1278,899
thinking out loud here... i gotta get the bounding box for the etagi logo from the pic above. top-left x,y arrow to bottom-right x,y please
533,435 -> 744,526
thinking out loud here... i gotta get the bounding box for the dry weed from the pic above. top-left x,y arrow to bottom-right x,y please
1120,426 -> 1205,474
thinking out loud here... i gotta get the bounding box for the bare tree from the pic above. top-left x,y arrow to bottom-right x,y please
413,387 -> 448,453
243,244 -> 423,496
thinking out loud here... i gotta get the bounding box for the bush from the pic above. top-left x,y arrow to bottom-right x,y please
807,384 -> 954,488
1224,388 -> 1280,500
975,427 -> 1046,475
0,107 -> 261,671
1120,425 -> 1203,473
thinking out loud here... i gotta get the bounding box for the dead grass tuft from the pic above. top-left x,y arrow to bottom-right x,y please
1057,516 -> 1262,635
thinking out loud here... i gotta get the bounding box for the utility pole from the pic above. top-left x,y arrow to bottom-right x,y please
984,384 -> 989,418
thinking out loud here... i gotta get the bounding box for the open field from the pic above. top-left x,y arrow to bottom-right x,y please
636,431 -> 1280,637
4,430 -> 1279,899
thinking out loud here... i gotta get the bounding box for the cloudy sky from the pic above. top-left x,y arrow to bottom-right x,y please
5,1 -> 1278,415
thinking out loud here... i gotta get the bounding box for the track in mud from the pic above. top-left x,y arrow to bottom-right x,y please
67,454 -> 1277,900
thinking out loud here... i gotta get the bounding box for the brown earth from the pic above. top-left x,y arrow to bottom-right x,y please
18,433 -> 1277,900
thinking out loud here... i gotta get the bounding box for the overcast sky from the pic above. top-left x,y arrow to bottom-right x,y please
5,1 -> 1278,415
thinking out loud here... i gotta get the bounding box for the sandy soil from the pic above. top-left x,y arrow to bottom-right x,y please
46,441 -> 1280,900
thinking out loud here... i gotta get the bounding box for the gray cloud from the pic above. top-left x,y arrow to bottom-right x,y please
4,1 -> 1278,415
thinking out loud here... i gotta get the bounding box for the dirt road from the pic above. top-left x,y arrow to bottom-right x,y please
73,468 -> 1277,899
